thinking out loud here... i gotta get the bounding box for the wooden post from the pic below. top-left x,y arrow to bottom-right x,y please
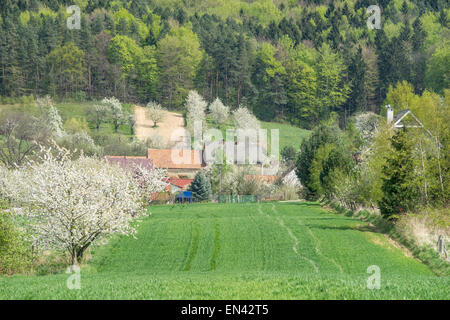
437,235 -> 448,260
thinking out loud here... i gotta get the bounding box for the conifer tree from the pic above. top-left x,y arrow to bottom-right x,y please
189,171 -> 211,202
379,129 -> 419,219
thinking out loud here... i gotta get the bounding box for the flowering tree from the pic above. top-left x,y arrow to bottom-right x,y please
209,98 -> 229,127
102,97 -> 124,133
3,146 -> 167,265
87,104 -> 109,132
232,106 -> 260,130
146,101 -> 167,127
186,90 -> 207,132
36,96 -> 65,138
354,112 -> 381,148
0,112 -> 50,168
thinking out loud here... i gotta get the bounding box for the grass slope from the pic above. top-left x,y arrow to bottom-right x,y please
206,117 -> 311,151
260,121 -> 311,151
0,202 -> 448,299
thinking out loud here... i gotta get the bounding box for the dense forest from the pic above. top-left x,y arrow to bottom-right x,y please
0,0 -> 449,127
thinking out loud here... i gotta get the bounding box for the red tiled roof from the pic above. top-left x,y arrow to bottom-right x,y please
167,178 -> 193,189
105,156 -> 154,171
147,149 -> 204,169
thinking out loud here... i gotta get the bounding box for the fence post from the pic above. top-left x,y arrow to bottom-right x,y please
437,235 -> 448,260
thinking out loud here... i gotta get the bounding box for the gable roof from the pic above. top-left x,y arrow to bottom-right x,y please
167,178 -> 193,189
393,109 -> 412,127
147,149 -> 204,169
105,156 -> 154,171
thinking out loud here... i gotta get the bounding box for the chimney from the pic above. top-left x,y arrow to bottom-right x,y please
386,105 -> 394,124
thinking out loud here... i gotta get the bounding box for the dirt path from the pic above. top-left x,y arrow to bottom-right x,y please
134,106 -> 187,146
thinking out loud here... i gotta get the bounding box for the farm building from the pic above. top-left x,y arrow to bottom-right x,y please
147,149 -> 205,179
166,178 -> 193,194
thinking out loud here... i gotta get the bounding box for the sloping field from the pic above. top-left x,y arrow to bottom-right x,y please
134,106 -> 186,146
0,202 -> 448,299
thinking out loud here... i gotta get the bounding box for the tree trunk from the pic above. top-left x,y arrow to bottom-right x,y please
436,137 -> 445,198
419,140 -> 428,204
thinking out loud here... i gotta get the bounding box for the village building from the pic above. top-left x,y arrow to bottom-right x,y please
166,178 -> 194,194
147,149 -> 205,179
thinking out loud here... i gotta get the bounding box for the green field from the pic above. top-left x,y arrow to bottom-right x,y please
260,121 -> 311,151
206,117 -> 311,151
0,202 -> 448,299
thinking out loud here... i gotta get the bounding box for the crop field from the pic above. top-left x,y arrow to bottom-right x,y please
0,202 -> 448,299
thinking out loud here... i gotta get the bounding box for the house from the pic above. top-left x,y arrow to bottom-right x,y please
386,105 -> 436,141
166,178 -> 193,194
147,149 -> 205,179
386,105 -> 425,129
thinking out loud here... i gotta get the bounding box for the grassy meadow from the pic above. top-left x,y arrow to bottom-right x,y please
0,202 -> 448,300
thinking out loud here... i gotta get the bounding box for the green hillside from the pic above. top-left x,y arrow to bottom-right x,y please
261,121 -> 311,151
1,202 -> 448,300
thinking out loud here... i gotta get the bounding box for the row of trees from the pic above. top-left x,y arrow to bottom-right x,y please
0,94 -> 157,168
0,0 -> 448,127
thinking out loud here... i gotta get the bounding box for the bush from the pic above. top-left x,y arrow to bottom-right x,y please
295,124 -> 343,197
65,117 -> 90,134
0,210 -> 32,275
281,146 -> 296,165
92,134 -> 148,156
20,95 -> 35,107
72,91 -> 87,102
58,131 -> 102,157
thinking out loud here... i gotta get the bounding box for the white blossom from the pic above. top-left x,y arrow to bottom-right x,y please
36,96 -> 65,138
232,106 -> 260,130
145,101 -> 167,127
3,145 -> 167,264
354,112 -> 381,146
209,98 -> 229,126
102,97 -> 123,130
186,90 -> 207,133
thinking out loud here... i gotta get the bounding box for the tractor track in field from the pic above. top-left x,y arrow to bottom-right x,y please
209,222 -> 220,271
298,219 -> 344,274
182,220 -> 199,271
249,207 -> 267,270
267,204 -> 319,273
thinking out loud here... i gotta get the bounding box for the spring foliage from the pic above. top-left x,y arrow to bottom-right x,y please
232,106 -> 260,130
208,98 -> 229,126
1,145 -> 167,264
145,101 -> 167,127
189,171 -> 211,201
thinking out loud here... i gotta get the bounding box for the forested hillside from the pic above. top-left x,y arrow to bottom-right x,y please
0,0 -> 448,127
